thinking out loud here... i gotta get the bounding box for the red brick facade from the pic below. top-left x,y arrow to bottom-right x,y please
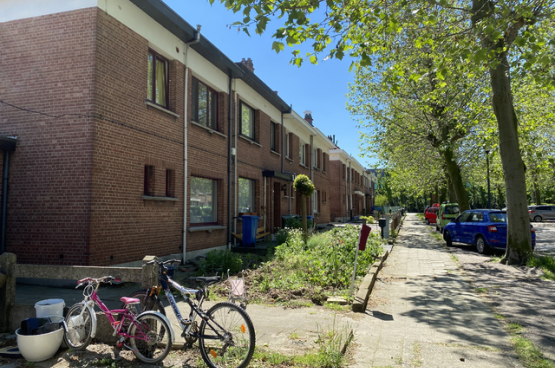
0,7 -> 336,265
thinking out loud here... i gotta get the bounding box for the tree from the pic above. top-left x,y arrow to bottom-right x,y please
293,174 -> 314,238
212,0 -> 555,264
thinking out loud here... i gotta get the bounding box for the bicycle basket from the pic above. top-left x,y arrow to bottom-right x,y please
227,269 -> 247,301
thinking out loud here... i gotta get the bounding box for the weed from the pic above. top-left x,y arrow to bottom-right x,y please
489,256 -> 503,263
512,336 -> 555,368
323,302 -> 350,312
197,249 -> 243,276
315,318 -> 353,368
289,331 -> 300,340
450,254 -> 459,263
475,287 -> 488,294
527,255 -> 555,280
417,213 -> 426,222
495,314 -> 506,320
430,232 -> 443,242
411,342 -> 423,367
507,322 -> 524,334
25,363 -> 35,368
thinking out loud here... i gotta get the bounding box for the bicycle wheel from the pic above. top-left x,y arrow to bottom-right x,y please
63,303 -> 93,350
122,290 -> 166,316
199,302 -> 255,368
128,313 -> 172,364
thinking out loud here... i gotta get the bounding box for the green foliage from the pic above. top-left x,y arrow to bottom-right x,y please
360,215 -> 375,224
374,195 -> 388,208
527,255 -> 555,280
263,226 -> 382,290
197,250 -> 243,276
276,228 -> 289,245
512,336 -> 555,368
284,216 -> 313,230
293,174 -> 315,197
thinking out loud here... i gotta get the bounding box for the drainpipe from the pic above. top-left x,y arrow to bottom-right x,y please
227,72 -> 233,250
234,84 -> 238,245
1,151 -> 10,254
182,25 -> 201,264
310,135 -> 314,217
280,109 -> 295,215
349,160 -> 353,218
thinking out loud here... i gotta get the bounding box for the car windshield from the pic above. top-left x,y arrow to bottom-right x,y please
444,206 -> 459,214
489,212 -> 507,223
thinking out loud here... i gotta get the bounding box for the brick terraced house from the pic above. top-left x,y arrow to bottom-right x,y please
0,0 -> 341,266
329,148 -> 376,222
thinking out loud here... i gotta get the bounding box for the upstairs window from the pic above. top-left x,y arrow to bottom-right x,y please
300,143 -> 306,165
285,133 -> 291,158
271,122 -> 278,152
144,165 -> 154,196
166,169 -> 175,197
240,102 -> 255,139
192,78 -> 218,129
147,49 -> 169,108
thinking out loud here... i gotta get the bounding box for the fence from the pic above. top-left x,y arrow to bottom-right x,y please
0,253 -> 158,333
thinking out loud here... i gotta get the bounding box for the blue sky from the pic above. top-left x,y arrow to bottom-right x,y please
164,0 -> 376,167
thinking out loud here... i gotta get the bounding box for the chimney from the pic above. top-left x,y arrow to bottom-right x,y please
304,110 -> 313,126
241,58 -> 255,73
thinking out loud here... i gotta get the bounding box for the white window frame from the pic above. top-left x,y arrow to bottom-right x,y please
286,133 -> 290,158
240,102 -> 255,139
300,143 -> 306,165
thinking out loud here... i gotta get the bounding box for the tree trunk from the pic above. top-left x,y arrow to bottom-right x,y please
489,54 -> 532,265
440,181 -> 447,203
443,147 -> 470,211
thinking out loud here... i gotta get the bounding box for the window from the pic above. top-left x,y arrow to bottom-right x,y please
239,178 -> 255,213
190,177 -> 217,224
271,122 -> 278,152
300,143 -> 306,165
313,147 -> 317,168
285,133 -> 291,158
342,164 -> 346,179
144,165 -> 154,196
240,102 -> 255,139
314,190 -> 319,213
165,169 -> 175,197
323,153 -> 327,171
192,78 -> 218,129
147,49 -> 169,108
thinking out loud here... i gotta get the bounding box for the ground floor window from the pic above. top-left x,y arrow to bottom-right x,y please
239,178 -> 255,213
190,177 -> 217,224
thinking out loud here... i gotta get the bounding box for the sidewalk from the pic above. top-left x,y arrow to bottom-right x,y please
9,214 -> 522,367
345,214 -> 521,367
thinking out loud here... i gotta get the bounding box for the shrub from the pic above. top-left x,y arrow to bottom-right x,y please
360,215 -> 375,224
197,250 -> 243,276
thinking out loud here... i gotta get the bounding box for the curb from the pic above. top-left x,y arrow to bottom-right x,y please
352,214 -> 405,313
352,250 -> 389,312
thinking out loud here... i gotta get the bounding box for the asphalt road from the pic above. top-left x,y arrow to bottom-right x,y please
532,221 -> 555,257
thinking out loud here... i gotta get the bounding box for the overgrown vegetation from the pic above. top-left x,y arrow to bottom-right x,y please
416,213 -> 425,222
527,255 -> 555,280
359,215 -> 375,224
201,225 -> 382,306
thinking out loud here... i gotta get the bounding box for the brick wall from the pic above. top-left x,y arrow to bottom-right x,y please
329,160 -> 348,220
88,10 -> 185,265
0,9 -> 97,265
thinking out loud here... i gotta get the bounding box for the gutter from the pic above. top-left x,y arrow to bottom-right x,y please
182,26 -> 201,264
280,109 -> 295,215
227,71 -> 233,250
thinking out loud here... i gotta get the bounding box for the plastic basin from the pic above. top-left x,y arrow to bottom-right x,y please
35,299 -> 65,318
16,327 -> 64,362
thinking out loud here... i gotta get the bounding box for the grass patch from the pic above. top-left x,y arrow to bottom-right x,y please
512,336 -> 555,368
323,302 -> 350,312
495,314 -> 506,320
527,255 -> 555,280
450,254 -> 459,263
507,322 -> 524,334
250,319 -> 353,367
475,287 -> 488,294
411,342 -> 423,367
430,232 -> 443,242
416,213 -> 426,222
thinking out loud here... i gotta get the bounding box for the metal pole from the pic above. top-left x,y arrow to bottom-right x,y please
486,152 -> 491,209
349,219 -> 366,298
1,151 -> 10,254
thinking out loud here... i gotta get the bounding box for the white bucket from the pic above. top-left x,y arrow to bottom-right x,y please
35,299 -> 65,319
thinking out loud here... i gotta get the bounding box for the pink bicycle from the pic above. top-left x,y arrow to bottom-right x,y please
63,276 -> 174,364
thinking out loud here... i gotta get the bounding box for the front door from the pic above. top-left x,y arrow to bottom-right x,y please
274,182 -> 281,229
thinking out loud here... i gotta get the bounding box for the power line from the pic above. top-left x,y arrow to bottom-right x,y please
0,99 -> 184,145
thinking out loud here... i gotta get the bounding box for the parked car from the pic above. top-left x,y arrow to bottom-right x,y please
528,205 -> 555,222
425,207 -> 438,225
436,203 -> 460,233
443,210 -> 536,254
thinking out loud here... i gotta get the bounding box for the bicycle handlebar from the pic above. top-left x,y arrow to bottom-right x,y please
75,276 -> 120,288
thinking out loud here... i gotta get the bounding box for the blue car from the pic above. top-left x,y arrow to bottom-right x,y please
443,210 -> 536,254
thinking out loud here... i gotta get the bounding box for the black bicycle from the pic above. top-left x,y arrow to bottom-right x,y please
125,259 -> 255,368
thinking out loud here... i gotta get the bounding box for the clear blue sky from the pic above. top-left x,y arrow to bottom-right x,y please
164,0 -> 377,167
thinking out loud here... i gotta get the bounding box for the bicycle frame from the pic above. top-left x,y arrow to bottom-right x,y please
73,281 -> 175,346
158,271 -> 227,341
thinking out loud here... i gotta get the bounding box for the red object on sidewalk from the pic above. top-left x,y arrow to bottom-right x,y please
359,224 -> 371,251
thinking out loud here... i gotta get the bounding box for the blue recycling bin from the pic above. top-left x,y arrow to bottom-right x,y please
241,215 -> 260,247
306,215 -> 314,228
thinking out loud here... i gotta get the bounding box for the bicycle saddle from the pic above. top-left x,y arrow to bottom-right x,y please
194,276 -> 221,285
120,297 -> 141,305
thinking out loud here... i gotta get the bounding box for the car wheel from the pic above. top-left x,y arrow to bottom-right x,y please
444,230 -> 453,247
475,236 -> 489,255
425,219 -> 430,225
534,215 -> 542,222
